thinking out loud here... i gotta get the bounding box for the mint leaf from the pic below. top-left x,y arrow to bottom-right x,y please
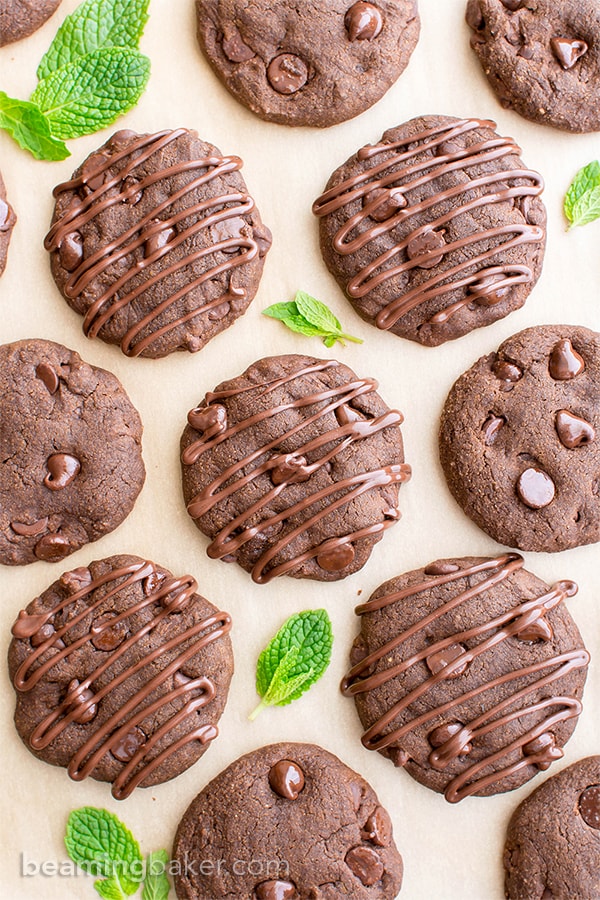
250,610 -> 333,719
565,160 -> 600,226
142,850 -> 171,900
295,290 -> 342,334
65,807 -> 143,896
568,185 -> 600,229
38,0 -> 150,79
262,301 -> 299,322
31,47 -> 150,140
95,876 -> 124,900
263,293 -> 363,347
0,92 -> 69,160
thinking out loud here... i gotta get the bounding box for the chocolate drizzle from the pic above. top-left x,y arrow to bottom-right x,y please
342,554 -> 588,802
11,560 -> 231,799
45,129 -> 261,357
182,360 -> 410,583
313,118 -> 544,330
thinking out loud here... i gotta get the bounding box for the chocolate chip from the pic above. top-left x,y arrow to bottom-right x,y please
363,187 -> 406,222
345,3 -> 383,41
424,561 -> 460,576
91,612 -> 128,651
428,721 -> 472,755
187,404 -> 228,436
31,622 -> 56,647
59,566 -> 92,594
406,229 -> 446,268
549,339 -> 585,380
426,643 -> 469,678
143,571 -> 166,596
222,26 -> 255,63
515,616 -> 553,643
271,454 -> 311,485
267,54 -> 308,94
361,806 -> 392,847
482,414 -> 506,445
516,467 -> 555,509
65,678 -> 97,724
579,785 -> 600,829
555,410 -> 595,449
110,726 -> 146,762
34,533 -> 71,561
551,37 -> 588,70
44,453 -> 81,491
35,363 -> 59,394
10,517 -> 49,537
254,881 -> 297,900
345,846 -> 384,886
492,359 -> 523,384
268,760 -> 305,800
58,232 -> 83,272
144,220 -> 176,258
316,542 -> 355,571
121,175 -> 143,205
522,732 -> 561,770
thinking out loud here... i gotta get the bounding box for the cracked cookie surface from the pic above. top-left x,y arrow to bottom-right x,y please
172,741 -> 403,898
439,325 -> 600,552
0,338 -> 145,565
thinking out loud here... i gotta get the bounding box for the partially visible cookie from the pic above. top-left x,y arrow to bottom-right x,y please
466,0 -> 600,132
439,325 -> 600,552
45,128 -> 272,358
180,354 -> 410,583
504,756 -> 600,899
0,339 -> 145,565
172,742 -> 403,898
195,0 -> 420,127
0,170 -> 16,277
313,115 -> 546,346
0,0 -> 62,47
8,555 -> 233,798
343,554 -> 589,802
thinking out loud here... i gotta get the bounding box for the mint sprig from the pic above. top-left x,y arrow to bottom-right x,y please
263,290 -> 363,348
564,161 -> 600,229
65,808 -> 172,898
0,0 -> 150,160
249,609 -> 333,720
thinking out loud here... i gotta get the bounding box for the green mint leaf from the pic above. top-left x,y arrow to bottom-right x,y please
262,301 -> 300,322
263,294 -> 363,346
95,876 -> 124,900
567,185 -> 600,229
250,610 -> 333,718
565,160 -> 600,225
142,850 -> 171,900
65,807 -> 143,895
38,0 -> 150,80
0,91 -> 69,161
31,47 -> 150,140
295,290 -> 343,334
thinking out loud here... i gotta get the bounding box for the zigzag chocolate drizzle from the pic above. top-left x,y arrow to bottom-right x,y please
45,129 -> 259,357
342,554 -> 589,803
182,360 -> 411,583
313,118 -> 544,330
11,560 -> 231,799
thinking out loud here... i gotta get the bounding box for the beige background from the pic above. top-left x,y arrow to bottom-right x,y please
1,0 -> 599,897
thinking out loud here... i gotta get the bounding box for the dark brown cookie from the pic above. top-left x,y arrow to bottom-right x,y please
180,354 -> 410,583
172,742 -> 403,898
8,554 -> 233,799
45,128 -> 272,358
342,554 -> 589,802
467,0 -> 600,133
313,115 -> 546,346
0,0 -> 62,47
0,339 -> 145,565
439,325 -> 600,552
0,169 -> 16,277
504,756 -> 600,899
195,0 -> 420,128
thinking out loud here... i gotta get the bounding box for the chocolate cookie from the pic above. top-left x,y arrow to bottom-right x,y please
0,0 -> 62,47
0,170 -> 16,277
313,115 -> 546,346
180,354 -> 411,583
8,554 -> 233,799
466,0 -> 600,133
342,554 -> 589,802
173,742 -> 403,898
439,325 -> 600,552
0,339 -> 145,565
45,128 -> 272,358
504,756 -> 600,899
195,0 -> 420,128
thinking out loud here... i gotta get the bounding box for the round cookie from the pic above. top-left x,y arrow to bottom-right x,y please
180,354 -> 411,583
8,554 -> 233,799
504,756 -> 600,899
0,339 -> 145,565
172,742 -> 403,898
0,170 -> 16,277
195,0 -> 420,128
342,554 -> 589,802
0,0 -> 62,47
466,0 -> 600,133
439,325 -> 600,552
45,128 -> 272,358
313,115 -> 546,346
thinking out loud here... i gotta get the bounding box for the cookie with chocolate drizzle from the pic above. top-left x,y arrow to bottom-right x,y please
45,128 -> 272,358
173,742 -> 404,898
467,0 -> 600,132
313,115 -> 546,346
439,325 -> 600,552
180,354 -> 410,583
0,339 -> 145,566
8,554 -> 233,799
342,554 -> 589,801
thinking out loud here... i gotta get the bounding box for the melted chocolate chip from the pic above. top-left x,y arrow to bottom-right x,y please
345,2 -> 383,41
492,359 -> 523,385
143,571 -> 167,596
468,272 -> 509,307
316,542 -> 355,572
551,37 -> 588,69
516,467 -> 555,509
268,760 -> 305,800
36,363 -> 59,394
60,566 -> 92,594
361,806 -> 392,847
428,721 -> 472,755
34,533 -> 71,561
121,174 -> 143,205
426,643 -> 469,678
44,453 -> 81,491
579,785 -> 600,829
267,54 -> 308,94
406,229 -> 446,268
482,414 -> 506,445
188,403 -> 228,436
144,221 -> 176,258
211,216 -> 246,252
31,622 -> 56,647
555,410 -> 596,449
345,846 -> 384,886
222,27 -> 255,62
424,561 -> 460,576
58,232 -> 83,272
362,187 -> 407,222
207,301 -> 231,321
515,616 -> 553,643
522,732 -> 561,770
549,339 -> 585,380
10,517 -> 49,537
254,881 -> 297,900
271,454 -> 311,485
500,0 -> 525,9
110,726 -> 146,762
66,678 -> 97,724
91,612 -> 128,651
